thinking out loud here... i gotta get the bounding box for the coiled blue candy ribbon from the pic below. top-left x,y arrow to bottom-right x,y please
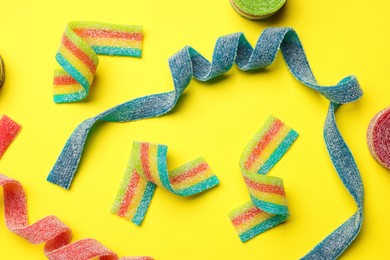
47,27 -> 363,259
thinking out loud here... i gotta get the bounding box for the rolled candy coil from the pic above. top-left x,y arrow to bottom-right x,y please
229,0 -> 286,20
367,107 -> 390,169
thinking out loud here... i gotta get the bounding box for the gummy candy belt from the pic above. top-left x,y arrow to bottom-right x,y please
47,27 -> 364,259
111,141 -> 219,226
53,21 -> 143,103
229,115 -> 298,243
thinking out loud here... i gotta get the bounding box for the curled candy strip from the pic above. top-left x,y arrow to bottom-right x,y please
0,174 -> 152,260
47,27 -> 363,258
229,115 -> 298,242
112,141 -> 219,225
367,107 -> 390,169
0,115 -> 21,159
54,21 -> 143,103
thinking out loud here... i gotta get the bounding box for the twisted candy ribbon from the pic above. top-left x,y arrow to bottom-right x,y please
47,27 -> 364,258
229,115 -> 298,242
0,174 -> 152,260
53,21 -> 143,103
112,141 -> 219,225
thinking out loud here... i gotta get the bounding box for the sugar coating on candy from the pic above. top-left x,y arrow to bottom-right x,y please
46,238 -> 152,260
112,141 -> 219,225
0,54 -> 5,87
0,174 -> 152,259
47,27 -> 364,259
48,27 -> 362,190
53,21 -> 144,103
230,0 -> 286,20
0,115 -> 21,159
367,107 -> 390,169
228,115 -> 298,242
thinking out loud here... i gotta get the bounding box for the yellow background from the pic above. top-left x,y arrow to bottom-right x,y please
0,0 -> 389,259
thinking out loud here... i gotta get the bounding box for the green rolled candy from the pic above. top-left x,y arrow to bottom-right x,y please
230,0 -> 286,20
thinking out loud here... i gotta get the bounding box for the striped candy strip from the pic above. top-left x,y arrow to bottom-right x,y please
0,174 -> 152,259
0,115 -> 21,159
229,115 -> 298,242
53,21 -> 143,103
112,141 -> 219,225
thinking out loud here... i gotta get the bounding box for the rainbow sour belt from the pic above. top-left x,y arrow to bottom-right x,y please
53,21 -> 143,103
229,116 -> 298,242
112,141 -> 219,225
47,27 -> 364,259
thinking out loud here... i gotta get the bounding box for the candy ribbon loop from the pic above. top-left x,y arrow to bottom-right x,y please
229,115 -> 298,242
47,27 -> 363,258
0,174 -> 152,260
53,21 -> 143,103
111,141 -> 219,225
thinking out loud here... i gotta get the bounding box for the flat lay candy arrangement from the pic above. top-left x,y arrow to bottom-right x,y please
1,0 -> 390,259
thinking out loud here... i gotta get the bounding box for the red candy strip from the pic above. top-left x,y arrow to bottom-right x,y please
367,106 -> 390,169
0,174 -> 152,260
0,115 -> 21,158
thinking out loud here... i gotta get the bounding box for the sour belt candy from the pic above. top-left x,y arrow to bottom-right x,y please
0,174 -> 152,259
112,141 -> 219,225
47,27 -> 364,259
229,115 -> 298,242
0,115 -> 21,159
367,107 -> 390,169
53,21 -> 143,103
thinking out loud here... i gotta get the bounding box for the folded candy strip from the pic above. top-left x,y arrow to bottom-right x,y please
53,21 -> 143,103
47,27 -> 364,259
112,141 -> 219,225
0,115 -> 21,159
229,115 -> 298,242
0,174 -> 152,260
